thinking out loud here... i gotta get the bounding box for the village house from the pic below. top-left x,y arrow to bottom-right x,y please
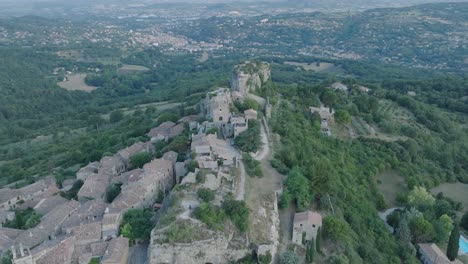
116,141 -> 154,168
222,114 -> 248,138
418,243 -> 463,264
111,169 -> 144,185
61,199 -> 107,235
191,133 -> 239,170
0,228 -> 22,255
101,236 -> 129,264
76,162 -> 100,181
14,200 -> 79,248
0,211 -> 15,226
102,158 -> 174,238
12,235 -> 76,264
331,82 -> 348,92
77,172 -> 111,201
147,121 -> 185,142
33,195 -> 69,215
0,188 -> 20,210
0,178 -> 59,211
99,156 -> 126,177
291,211 -> 322,246
203,88 -> 232,123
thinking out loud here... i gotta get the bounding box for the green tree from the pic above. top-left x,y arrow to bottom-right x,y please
407,186 -> 435,209
235,120 -> 261,153
323,216 -> 351,242
321,89 -> 337,106
461,211 -> 468,230
306,239 -> 315,263
280,251 -> 299,264
438,214 -> 453,242
120,209 -> 154,240
106,183 -> 122,203
109,110 -> 124,123
130,152 -> 152,169
1,250 -> 12,264
222,198 -> 249,232
386,210 -> 401,229
316,226 -> 322,254
334,109 -> 351,124
446,224 -> 459,261
258,251 -> 272,264
286,168 -> 312,211
409,216 -> 435,243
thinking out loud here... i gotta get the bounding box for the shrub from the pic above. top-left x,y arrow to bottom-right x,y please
197,188 -> 215,202
222,198 -> 249,232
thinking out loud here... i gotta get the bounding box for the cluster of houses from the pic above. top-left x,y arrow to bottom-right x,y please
200,88 -> 259,140
0,116 -> 194,264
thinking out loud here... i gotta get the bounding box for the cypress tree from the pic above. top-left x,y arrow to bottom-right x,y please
446,224 -> 459,261
309,238 -> 315,263
316,227 -> 322,254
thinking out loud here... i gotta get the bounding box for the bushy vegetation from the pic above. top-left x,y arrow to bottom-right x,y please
197,188 -> 215,203
3,208 -> 41,230
192,196 -> 250,233
235,120 -> 261,153
129,152 -> 152,169
120,209 -> 154,240
242,154 -> 263,178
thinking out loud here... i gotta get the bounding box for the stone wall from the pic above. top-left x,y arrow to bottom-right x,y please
149,237 -> 249,264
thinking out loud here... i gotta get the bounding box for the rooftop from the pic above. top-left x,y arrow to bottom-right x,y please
101,236 -> 129,264
418,243 -> 463,264
294,211 -> 322,225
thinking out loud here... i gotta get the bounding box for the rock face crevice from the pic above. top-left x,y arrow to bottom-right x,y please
231,61 -> 271,96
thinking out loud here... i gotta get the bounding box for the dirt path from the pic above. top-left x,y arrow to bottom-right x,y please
236,161 -> 247,201
252,119 -> 270,161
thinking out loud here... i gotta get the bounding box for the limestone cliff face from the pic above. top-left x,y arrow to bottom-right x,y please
231,61 -> 271,96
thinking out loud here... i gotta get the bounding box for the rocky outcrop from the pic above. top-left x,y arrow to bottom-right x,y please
231,61 -> 271,96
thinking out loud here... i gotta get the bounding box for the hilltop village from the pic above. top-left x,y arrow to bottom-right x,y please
0,61 -> 325,264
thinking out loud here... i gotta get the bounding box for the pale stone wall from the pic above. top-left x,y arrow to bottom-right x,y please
149,237 -> 249,264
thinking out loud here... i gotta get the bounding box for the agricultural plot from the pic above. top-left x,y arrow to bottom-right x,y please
431,182 -> 468,216
378,170 -> 406,207
57,73 -> 97,92
117,64 -> 150,75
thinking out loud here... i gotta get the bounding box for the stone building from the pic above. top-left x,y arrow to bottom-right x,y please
291,211 -> 322,245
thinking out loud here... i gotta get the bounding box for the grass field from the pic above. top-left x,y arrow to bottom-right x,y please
57,73 -> 97,92
431,182 -> 468,215
117,64 -> 150,75
378,170 -> 406,207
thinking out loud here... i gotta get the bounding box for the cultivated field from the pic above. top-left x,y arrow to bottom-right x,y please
117,64 -> 150,75
378,170 -> 406,207
431,182 -> 468,214
57,73 -> 97,92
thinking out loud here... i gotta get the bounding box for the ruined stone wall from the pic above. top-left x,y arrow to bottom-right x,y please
148,237 -> 249,264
